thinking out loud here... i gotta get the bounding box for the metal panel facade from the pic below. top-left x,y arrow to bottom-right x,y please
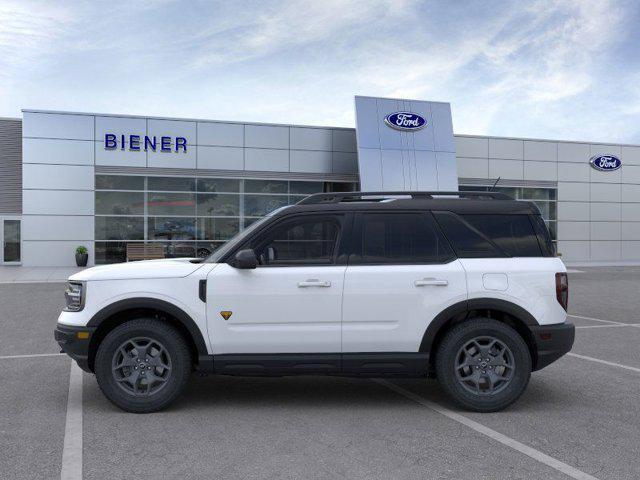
354,96 -> 457,192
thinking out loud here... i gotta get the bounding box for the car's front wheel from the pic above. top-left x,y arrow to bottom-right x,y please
94,318 -> 191,413
435,318 -> 531,412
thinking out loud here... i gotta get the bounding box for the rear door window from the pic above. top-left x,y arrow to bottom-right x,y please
351,212 -> 454,264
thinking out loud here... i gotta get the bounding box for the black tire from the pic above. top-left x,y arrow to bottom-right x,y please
95,318 -> 191,413
435,318 -> 531,412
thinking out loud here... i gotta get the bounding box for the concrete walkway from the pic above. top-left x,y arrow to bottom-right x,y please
0,266 -> 87,283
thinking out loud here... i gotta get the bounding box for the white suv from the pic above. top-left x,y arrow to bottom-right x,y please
55,191 -> 574,413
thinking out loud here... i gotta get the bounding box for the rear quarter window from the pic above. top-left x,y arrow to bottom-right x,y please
461,214 -> 542,257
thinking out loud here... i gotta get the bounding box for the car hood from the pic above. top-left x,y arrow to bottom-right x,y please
69,258 -> 206,281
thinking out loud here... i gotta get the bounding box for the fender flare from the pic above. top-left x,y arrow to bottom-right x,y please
419,298 -> 538,353
87,297 -> 208,356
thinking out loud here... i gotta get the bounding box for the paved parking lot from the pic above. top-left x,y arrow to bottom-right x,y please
1,267 -> 639,479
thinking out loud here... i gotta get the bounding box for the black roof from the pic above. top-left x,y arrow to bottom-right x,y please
275,191 -> 541,216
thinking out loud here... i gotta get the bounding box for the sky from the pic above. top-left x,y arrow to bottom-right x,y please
1,0 -> 639,143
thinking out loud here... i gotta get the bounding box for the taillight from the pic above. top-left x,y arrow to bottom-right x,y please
555,272 -> 568,311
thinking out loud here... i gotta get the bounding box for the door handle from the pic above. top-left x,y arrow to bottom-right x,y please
297,279 -> 331,288
414,278 -> 449,287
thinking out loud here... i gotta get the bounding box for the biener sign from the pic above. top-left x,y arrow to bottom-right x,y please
104,134 -> 188,152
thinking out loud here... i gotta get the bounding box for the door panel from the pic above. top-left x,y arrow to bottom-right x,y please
342,211 -> 467,353
342,261 -> 467,352
207,264 -> 345,353
206,212 -> 347,354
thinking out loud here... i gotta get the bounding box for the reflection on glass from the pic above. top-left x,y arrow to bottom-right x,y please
95,217 -> 144,240
96,192 -> 144,215
95,175 -> 144,190
148,177 -> 196,192
244,194 -> 289,217
244,179 -> 287,194
148,193 -> 196,216
197,178 -> 240,193
197,217 -> 239,240
196,194 -> 240,216
3,220 -> 20,262
148,217 -> 196,240
148,241 -> 196,259
290,181 -> 323,195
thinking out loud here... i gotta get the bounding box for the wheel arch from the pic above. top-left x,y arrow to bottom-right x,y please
86,298 -> 209,372
420,298 -> 539,371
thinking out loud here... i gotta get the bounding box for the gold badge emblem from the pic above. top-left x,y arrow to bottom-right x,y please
220,311 -> 232,321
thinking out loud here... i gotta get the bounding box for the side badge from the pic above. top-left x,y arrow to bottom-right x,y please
220,311 -> 233,321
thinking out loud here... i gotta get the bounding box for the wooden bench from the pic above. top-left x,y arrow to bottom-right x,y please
126,243 -> 165,262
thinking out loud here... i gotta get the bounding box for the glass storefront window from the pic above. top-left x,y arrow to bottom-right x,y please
95,217 -> 144,240
96,191 -> 144,215
95,175 -> 144,190
197,217 -> 239,240
290,181 -> 324,195
147,241 -> 196,259
148,177 -> 196,192
196,193 -> 240,216
197,178 -> 240,193
244,194 -> 289,217
148,217 -> 196,240
148,193 -> 196,216
95,176 -> 358,263
244,179 -> 288,194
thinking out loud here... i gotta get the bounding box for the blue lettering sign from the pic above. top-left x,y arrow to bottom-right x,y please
105,134 -> 116,149
161,136 -> 171,152
145,136 -> 156,151
102,133 -> 188,153
129,135 -> 140,151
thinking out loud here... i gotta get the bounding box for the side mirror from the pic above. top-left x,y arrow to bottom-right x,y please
234,249 -> 258,269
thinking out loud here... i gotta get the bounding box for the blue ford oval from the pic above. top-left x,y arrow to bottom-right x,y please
384,112 -> 427,131
590,155 -> 621,171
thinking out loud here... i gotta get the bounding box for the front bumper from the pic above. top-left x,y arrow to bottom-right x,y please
530,322 -> 575,371
54,324 -> 96,372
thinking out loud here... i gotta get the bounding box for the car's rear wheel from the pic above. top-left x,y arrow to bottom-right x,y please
94,318 -> 191,413
435,318 -> 531,412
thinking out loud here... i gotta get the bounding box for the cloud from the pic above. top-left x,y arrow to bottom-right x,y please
0,0 -> 637,142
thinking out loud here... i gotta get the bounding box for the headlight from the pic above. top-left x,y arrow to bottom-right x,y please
63,281 -> 85,312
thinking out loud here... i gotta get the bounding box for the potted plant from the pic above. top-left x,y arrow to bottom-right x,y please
75,246 -> 88,267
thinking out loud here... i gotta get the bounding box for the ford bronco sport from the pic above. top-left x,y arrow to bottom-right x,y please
55,191 -> 574,413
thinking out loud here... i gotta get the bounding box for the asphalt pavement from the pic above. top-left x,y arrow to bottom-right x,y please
1,268 -> 639,479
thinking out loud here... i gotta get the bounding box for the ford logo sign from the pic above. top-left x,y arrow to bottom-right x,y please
590,155 -> 621,172
384,112 -> 427,131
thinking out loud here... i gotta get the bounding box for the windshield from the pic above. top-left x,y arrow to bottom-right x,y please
205,205 -> 292,263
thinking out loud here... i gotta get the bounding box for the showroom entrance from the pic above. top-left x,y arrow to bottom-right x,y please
0,217 -> 21,264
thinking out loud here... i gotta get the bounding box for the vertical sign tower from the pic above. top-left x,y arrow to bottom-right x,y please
354,96 -> 458,192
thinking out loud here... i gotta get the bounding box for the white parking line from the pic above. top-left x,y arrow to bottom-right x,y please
575,323 -> 640,329
567,353 -> 640,373
0,353 -> 65,360
567,314 -> 625,325
61,361 -> 83,480
375,379 -> 600,480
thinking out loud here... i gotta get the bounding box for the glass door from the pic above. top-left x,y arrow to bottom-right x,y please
1,218 -> 21,264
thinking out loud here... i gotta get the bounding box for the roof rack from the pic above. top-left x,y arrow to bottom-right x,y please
296,191 -> 512,205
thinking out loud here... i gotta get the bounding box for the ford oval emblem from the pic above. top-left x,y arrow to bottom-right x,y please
589,155 -> 622,172
384,112 -> 427,131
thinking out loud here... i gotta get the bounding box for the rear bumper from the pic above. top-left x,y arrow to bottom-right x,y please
54,324 -> 96,372
530,322 -> 575,371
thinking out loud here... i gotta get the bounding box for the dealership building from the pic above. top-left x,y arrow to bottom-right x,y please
0,95 -> 639,267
